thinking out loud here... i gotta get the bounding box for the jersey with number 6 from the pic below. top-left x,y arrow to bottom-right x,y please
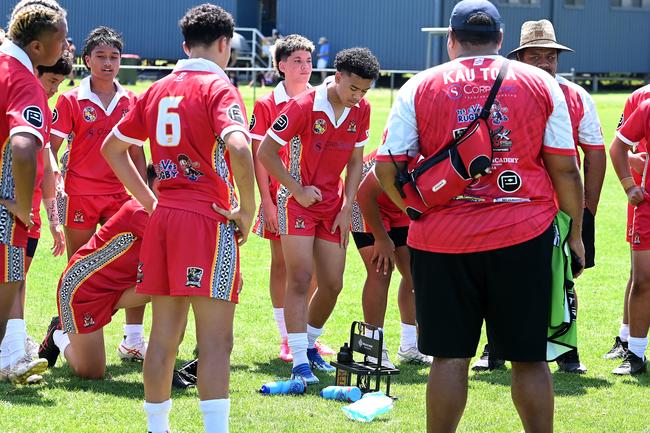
114,58 -> 250,223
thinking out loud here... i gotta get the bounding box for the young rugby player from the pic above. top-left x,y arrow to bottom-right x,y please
250,34 -> 333,362
38,165 -> 157,379
259,48 -> 380,384
50,26 -> 148,361
351,149 -> 432,368
0,53 -> 71,384
610,98 -> 650,375
0,0 -> 68,384
102,4 -> 255,432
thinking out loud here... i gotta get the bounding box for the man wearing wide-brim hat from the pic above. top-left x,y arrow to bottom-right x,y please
506,20 -> 608,373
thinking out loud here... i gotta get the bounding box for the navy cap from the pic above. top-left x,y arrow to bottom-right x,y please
450,0 -> 501,32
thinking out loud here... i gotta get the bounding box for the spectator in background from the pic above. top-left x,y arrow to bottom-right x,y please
317,36 -> 329,82
66,37 -> 75,85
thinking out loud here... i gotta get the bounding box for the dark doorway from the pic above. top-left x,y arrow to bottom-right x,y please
261,0 -> 277,35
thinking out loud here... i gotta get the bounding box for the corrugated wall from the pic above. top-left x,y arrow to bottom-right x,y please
276,0 -> 436,71
1,0 -> 238,60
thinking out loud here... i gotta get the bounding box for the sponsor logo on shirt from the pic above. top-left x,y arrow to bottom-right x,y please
22,106 -> 44,128
227,104 -> 245,125
634,232 -> 641,245
490,100 -> 509,125
185,267 -> 204,288
52,108 -> 59,124
347,121 -> 357,133
156,159 -> 179,181
121,108 -> 129,118
177,154 -> 204,181
313,118 -> 327,135
447,83 -> 518,101
272,114 -> 289,132
249,114 -> 256,131
491,126 -> 512,152
497,170 -> 522,193
83,106 -> 97,122
457,104 -> 482,123
136,263 -> 144,284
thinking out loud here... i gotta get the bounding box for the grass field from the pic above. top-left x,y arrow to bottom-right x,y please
1,82 -> 649,433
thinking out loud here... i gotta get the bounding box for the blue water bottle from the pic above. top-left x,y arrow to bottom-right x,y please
260,378 -> 306,395
320,385 -> 362,402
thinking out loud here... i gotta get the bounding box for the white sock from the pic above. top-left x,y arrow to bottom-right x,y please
0,319 -> 27,368
306,325 -> 323,350
365,328 -> 387,351
619,323 -> 630,342
400,323 -> 417,350
287,333 -> 308,368
273,308 -> 287,339
144,399 -> 172,433
124,324 -> 144,346
200,398 -> 230,433
53,330 -> 70,356
628,336 -> 648,359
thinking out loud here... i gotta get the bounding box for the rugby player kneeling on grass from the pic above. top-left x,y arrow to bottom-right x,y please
38,164 -> 157,379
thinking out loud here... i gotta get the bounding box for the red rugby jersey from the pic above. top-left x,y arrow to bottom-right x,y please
618,99 -> 650,163
556,75 -> 604,158
0,40 -> 52,247
51,76 -> 136,196
114,58 -> 250,222
250,81 -> 305,202
266,78 -> 371,213
351,149 -> 409,233
377,56 -> 575,253
618,85 -> 650,186
63,198 -> 148,292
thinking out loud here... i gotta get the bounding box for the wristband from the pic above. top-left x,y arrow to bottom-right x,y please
620,176 -> 636,192
44,198 -> 59,225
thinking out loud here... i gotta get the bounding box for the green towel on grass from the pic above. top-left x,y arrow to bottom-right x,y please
547,210 -> 578,361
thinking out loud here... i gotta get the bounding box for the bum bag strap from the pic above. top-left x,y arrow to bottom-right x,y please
479,59 -> 510,120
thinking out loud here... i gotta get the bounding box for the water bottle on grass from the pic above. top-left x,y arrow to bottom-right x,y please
260,378 -> 306,395
320,386 -> 362,402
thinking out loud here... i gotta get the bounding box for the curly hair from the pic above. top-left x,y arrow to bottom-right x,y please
273,34 -> 314,78
8,0 -> 66,48
82,26 -> 123,68
334,47 -> 380,80
179,3 -> 234,49
36,50 -> 73,76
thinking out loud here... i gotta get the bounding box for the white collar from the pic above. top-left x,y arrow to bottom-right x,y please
451,54 -> 503,64
0,39 -> 35,75
313,76 -> 355,128
77,76 -> 129,115
273,81 -> 312,104
173,58 -> 230,83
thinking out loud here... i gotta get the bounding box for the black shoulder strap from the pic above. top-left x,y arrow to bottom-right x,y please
479,59 -> 509,120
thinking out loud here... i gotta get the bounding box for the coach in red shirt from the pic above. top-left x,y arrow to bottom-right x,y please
375,1 -> 584,432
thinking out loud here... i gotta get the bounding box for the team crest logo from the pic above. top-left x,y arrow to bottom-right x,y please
347,121 -> 357,133
83,313 -> 95,328
22,106 -> 43,128
295,217 -> 305,229
313,119 -> 327,135
136,262 -> 144,284
249,114 -> 256,130
83,106 -> 97,122
177,154 -> 204,181
73,210 -> 85,223
186,267 -> 204,288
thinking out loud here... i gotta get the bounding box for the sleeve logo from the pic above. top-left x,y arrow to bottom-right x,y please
227,104 -> 245,125
249,114 -> 256,131
272,114 -> 289,132
22,106 -> 44,128
52,108 -> 59,124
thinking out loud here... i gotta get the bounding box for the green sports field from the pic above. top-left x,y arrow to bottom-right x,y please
1,83 -> 649,433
